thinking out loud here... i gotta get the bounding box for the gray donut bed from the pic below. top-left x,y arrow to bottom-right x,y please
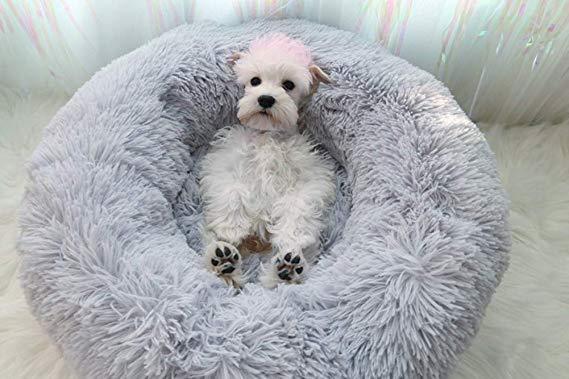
19,19 -> 510,378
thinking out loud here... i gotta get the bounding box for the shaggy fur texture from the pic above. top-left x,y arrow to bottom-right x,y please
16,20 -> 509,378
200,126 -> 336,288
202,34 -> 335,288
2,94 -> 567,379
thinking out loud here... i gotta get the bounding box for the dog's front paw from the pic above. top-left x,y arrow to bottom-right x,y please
205,241 -> 242,287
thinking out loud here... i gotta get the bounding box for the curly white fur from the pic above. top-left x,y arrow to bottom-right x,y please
200,35 -> 335,287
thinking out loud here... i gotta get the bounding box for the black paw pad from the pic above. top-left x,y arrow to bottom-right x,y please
223,247 -> 232,257
211,243 -> 240,277
275,251 -> 304,282
278,270 -> 291,280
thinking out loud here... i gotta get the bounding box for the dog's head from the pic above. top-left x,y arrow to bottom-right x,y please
230,33 -> 330,132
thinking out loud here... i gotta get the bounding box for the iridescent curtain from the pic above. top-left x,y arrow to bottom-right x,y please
1,0 -> 568,124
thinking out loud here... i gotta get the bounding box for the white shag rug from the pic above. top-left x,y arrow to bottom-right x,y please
1,93 -> 568,379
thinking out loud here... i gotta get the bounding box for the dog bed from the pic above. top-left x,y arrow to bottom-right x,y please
19,19 -> 510,378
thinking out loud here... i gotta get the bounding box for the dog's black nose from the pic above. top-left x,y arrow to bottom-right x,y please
258,95 -> 276,109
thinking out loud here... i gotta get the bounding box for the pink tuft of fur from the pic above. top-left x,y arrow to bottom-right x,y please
248,33 -> 312,67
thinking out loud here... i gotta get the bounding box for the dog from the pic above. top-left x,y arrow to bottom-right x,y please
200,34 -> 336,288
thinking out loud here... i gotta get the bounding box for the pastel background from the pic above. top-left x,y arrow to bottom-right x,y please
1,0 -> 569,125
1,2 -> 569,379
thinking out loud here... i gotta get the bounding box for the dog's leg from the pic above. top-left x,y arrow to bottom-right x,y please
261,176 -> 334,288
202,187 -> 253,288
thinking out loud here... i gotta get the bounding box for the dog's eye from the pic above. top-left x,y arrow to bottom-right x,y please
282,80 -> 295,91
250,77 -> 261,86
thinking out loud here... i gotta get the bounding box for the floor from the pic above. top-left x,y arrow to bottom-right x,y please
0,92 -> 568,379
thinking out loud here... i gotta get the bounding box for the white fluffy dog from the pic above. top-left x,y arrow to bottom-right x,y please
200,34 -> 336,288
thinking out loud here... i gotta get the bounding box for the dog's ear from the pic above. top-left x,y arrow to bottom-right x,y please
228,52 -> 244,66
309,65 -> 331,94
